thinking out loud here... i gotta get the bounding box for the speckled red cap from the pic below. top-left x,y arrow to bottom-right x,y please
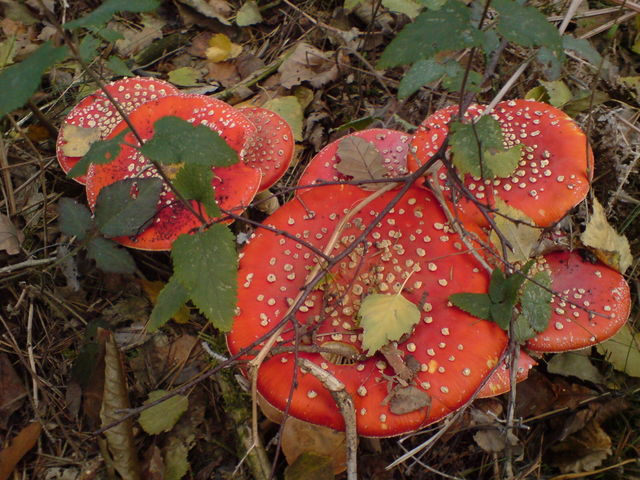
228,184 -> 507,437
85,94 -> 261,250
408,100 -> 593,227
526,251 -> 631,352
56,77 -> 179,184
477,350 -> 536,398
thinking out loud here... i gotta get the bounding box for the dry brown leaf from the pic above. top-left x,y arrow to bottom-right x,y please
100,331 -> 141,480
278,43 -> 339,89
550,419 -> 612,473
59,124 -> 102,157
581,197 -> 632,273
113,14 -> 165,57
0,422 -> 42,480
282,416 -> 347,475
490,198 -> 541,263
388,386 -> 430,415
0,353 -> 27,429
473,429 -> 518,453
175,0 -> 231,24
335,136 -> 388,190
0,213 -> 24,255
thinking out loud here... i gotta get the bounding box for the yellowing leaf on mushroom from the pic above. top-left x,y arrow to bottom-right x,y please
358,292 -> 420,356
581,198 -> 632,273
489,198 -> 541,263
335,136 -> 389,190
59,124 -> 102,157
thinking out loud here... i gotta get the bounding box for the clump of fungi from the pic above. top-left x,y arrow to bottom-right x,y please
227,99 -> 631,438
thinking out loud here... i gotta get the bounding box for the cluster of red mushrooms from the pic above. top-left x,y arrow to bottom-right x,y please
58,80 -> 630,438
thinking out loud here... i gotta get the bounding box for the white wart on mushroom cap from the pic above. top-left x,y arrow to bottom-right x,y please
85,94 -> 261,251
56,77 -> 179,183
408,100 -> 593,227
227,184 -> 508,437
526,251 -> 631,352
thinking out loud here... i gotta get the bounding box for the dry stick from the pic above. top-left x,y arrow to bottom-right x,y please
0,134 -> 17,216
298,358 -> 358,480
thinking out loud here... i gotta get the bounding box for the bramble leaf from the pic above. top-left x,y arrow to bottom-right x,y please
147,278 -> 190,332
173,164 -> 220,217
172,225 -> 237,330
87,237 -> 136,274
138,390 -> 188,435
359,293 -> 421,355
448,292 -> 492,320
58,198 -> 93,240
520,270 -> 552,332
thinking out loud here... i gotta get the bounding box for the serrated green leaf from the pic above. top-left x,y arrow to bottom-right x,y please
378,1 -> 483,67
140,116 -> 238,167
513,314 -> 536,342
148,277 -> 189,332
163,438 -> 190,480
441,61 -> 482,93
106,56 -> 133,76
398,59 -> 445,99
494,0 -> 563,55
596,324 -> 640,378
236,1 -> 263,26
450,116 -> 505,178
87,237 -> 136,274
172,225 -> 237,330
449,292 -> 492,320
58,198 -> 93,240
383,0 -> 422,19
0,42 -> 69,117
68,130 -> 128,178
490,302 -> 512,330
172,164 -> 220,217
65,0 -> 160,29
94,177 -> 163,238
93,26 -> 125,42
562,35 -> 601,65
539,80 -> 572,108
138,390 -> 188,434
536,46 -> 563,80
483,145 -> 523,178
503,261 -> 533,304
520,270 -> 552,332
79,34 -> 101,63
359,293 -> 421,356
490,199 -> 541,264
488,268 -> 506,303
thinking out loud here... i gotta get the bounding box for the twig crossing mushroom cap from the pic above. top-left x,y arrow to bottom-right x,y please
228,184 -> 507,437
85,94 -> 261,250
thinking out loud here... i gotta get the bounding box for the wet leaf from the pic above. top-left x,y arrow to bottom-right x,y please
0,214 -> 24,255
490,199 -> 541,263
359,293 -> 420,356
172,225 -> 237,330
87,238 -> 136,274
236,1 -> 262,26
139,390 -> 189,434
581,197 -> 632,273
596,324 -> 640,378
58,198 -> 93,240
0,422 -> 42,480
335,136 -> 388,189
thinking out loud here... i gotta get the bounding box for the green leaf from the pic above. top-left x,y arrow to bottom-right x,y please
87,237 -> 136,274
262,96 -> 304,142
483,145 -> 523,178
92,26 -> 125,42
596,324 -> 640,378
536,46 -> 563,80
539,80 -> 572,108
494,0 -> 563,55
0,42 -> 69,117
546,351 -> 604,384
488,268 -> 506,303
106,56 -> 133,76
358,293 -> 421,356
138,390 -> 188,434
520,270 -> 552,332
562,35 -> 601,65
140,116 -> 238,167
58,198 -> 93,240
163,438 -> 190,480
490,301 -> 513,329
172,225 -> 237,330
284,452 -> 334,480
378,1 -> 483,67
382,0 -> 422,19
513,314 -> 536,342
448,292 -> 492,320
68,130 -> 128,178
64,0 -> 161,29
172,164 -> 220,217
167,67 -> 201,87
79,34 -> 101,63
94,177 -> 163,238
490,199 -> 541,264
148,277 -> 189,332
398,59 -> 445,99
236,1 -> 263,26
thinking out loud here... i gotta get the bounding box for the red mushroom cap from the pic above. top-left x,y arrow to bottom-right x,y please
297,128 -> 411,194
408,100 -> 593,227
85,94 -> 260,250
228,184 -> 507,437
56,77 -> 179,184
237,106 -> 295,191
525,251 -> 631,352
477,350 -> 536,398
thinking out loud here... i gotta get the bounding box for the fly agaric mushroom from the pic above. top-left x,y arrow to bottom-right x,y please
228,184 -> 508,437
85,94 -> 261,250
56,77 -> 179,183
477,350 -> 537,398
237,106 -> 295,191
408,100 -> 593,227
297,128 -> 411,193
525,251 -> 631,352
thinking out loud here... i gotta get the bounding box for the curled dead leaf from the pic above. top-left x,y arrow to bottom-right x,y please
0,214 -> 24,255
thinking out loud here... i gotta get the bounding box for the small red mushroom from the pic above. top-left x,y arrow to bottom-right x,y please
408,100 -> 593,227
56,77 -> 179,183
237,106 -> 295,191
525,251 -> 631,352
228,184 -> 508,437
85,94 -> 261,250
297,128 -> 411,193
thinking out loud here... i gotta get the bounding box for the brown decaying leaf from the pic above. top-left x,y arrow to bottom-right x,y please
388,386 -> 430,415
335,136 -> 389,190
278,43 -> 339,89
0,422 -> 42,480
0,353 -> 27,429
284,452 -> 335,480
549,419 -> 612,473
175,0 -> 232,24
112,14 -> 165,57
0,214 -> 24,255
100,331 -> 141,480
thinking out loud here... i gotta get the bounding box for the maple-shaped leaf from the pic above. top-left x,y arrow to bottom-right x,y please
490,198 -> 541,263
581,198 -> 632,273
358,293 -> 420,356
335,136 -> 389,190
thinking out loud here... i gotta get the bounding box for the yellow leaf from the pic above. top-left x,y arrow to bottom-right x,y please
140,279 -> 190,324
206,33 -> 242,63
581,198 -> 632,273
490,198 -> 541,263
60,124 -> 102,157
358,293 -> 420,356
596,324 -> 640,378
263,96 -> 304,141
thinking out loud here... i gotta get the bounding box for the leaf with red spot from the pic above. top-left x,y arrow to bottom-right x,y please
358,292 -> 421,356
